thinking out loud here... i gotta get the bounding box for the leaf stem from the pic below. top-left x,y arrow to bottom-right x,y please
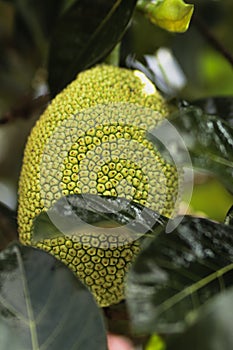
155,262 -> 233,317
15,245 -> 40,350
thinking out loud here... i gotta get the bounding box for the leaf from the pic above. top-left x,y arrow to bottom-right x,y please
192,96 -> 233,125
166,286 -> 233,350
137,0 -> 194,33
48,0 -> 137,96
0,202 -> 18,251
164,105 -> 233,192
0,243 -> 107,350
126,216 -> 233,334
32,194 -> 166,243
146,334 -> 166,350
5,0 -> 66,62
144,49 -> 187,97
225,205 -> 233,226
24,0 -> 65,37
126,49 -> 187,98
14,0 -> 65,36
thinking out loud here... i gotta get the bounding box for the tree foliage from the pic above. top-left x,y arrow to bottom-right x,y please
0,0 -> 233,349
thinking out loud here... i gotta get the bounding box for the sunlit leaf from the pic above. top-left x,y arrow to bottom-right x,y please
126,216 -> 233,334
32,194 -> 166,243
0,202 -> 18,251
126,48 -> 187,98
0,243 -> 107,350
48,0 -> 137,96
146,48 -> 187,98
166,286 -> 233,350
146,334 -> 166,350
137,0 -> 194,33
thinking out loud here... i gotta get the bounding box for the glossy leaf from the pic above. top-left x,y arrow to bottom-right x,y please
166,105 -> 233,192
0,202 -> 18,251
126,49 -> 186,98
144,49 -> 187,97
192,96 -> 233,125
167,286 -> 233,350
48,0 -> 137,96
137,0 -> 194,33
32,194 -> 166,243
225,205 -> 233,226
126,216 -> 233,334
0,243 -> 107,350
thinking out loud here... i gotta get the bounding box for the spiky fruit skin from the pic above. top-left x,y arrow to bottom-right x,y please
18,64 -> 179,307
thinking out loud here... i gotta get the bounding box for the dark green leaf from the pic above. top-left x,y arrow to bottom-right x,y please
26,0 -> 65,37
225,205 -> 233,226
192,97 -> 233,125
126,216 -> 233,334
0,243 -> 107,350
0,202 -> 18,251
7,0 -> 66,62
33,194 -> 166,243
167,286 -> 233,350
14,0 -> 65,37
163,105 -> 233,192
48,0 -> 137,96
145,333 -> 166,350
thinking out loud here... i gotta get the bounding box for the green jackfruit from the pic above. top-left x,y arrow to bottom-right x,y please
18,64 -> 179,307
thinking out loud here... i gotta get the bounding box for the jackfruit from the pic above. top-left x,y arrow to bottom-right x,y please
18,64 -> 179,307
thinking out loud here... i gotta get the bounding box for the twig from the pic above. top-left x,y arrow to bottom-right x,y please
193,14 -> 233,68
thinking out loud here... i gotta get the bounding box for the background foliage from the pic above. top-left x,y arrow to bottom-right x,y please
0,0 -> 233,349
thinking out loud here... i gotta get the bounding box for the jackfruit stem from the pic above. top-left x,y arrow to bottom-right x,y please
104,43 -> 121,67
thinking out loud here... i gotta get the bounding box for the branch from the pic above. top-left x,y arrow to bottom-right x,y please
0,94 -> 50,125
193,14 -> 233,68
103,302 -> 149,348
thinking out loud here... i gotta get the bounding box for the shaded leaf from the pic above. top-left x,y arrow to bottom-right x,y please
225,205 -> 233,226
126,216 -> 233,334
164,105 -> 233,192
22,0 -> 65,37
0,243 -> 107,350
0,202 -> 18,251
13,0 -> 47,58
33,194 -> 166,243
48,0 -> 137,96
13,0 -> 65,39
192,96 -> 233,125
167,286 -> 233,350
137,0 -> 194,33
